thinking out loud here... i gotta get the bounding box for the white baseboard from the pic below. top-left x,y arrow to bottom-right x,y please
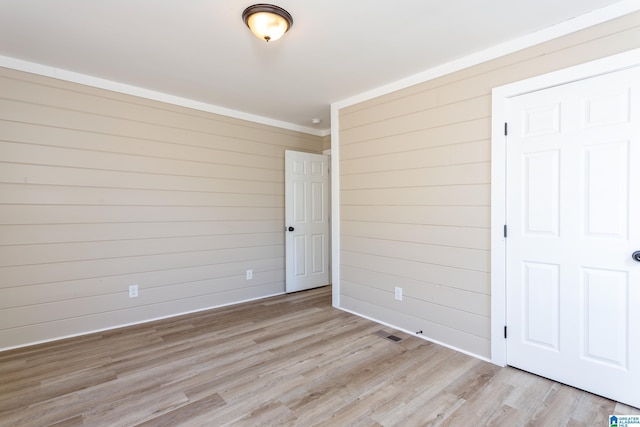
336,306 -> 492,364
0,291 -> 286,353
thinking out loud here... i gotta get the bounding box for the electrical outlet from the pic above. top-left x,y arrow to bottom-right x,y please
394,286 -> 402,301
246,269 -> 253,280
129,284 -> 139,298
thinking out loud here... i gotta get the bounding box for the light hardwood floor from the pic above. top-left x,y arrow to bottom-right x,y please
0,286 -> 636,426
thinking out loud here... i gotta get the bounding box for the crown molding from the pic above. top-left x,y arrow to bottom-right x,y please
0,55 -> 327,137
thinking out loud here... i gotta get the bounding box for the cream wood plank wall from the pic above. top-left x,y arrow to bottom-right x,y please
338,12 -> 640,359
322,134 -> 331,151
0,68 -> 322,350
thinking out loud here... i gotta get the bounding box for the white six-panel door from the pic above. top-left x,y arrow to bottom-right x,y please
285,150 -> 330,293
505,66 -> 640,407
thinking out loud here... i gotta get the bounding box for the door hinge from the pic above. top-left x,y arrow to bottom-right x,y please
504,326 -> 508,339
503,224 -> 507,238
504,122 -> 508,136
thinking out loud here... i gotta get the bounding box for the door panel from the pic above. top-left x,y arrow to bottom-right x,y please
583,141 -> 629,237
523,261 -> 560,350
582,268 -> 628,367
506,66 -> 640,408
524,150 -> 560,235
285,151 -> 330,292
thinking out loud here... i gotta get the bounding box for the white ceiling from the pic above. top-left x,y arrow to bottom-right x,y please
0,0 -> 629,134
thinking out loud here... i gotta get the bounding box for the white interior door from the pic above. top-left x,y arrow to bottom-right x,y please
505,66 -> 640,407
285,150 -> 330,293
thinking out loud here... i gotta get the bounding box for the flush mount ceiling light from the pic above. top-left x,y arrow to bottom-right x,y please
242,4 -> 293,42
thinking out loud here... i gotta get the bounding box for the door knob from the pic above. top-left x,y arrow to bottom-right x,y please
288,226 -> 295,232
633,251 -> 640,262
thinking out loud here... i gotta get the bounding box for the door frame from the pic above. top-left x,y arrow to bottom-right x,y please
490,48 -> 640,366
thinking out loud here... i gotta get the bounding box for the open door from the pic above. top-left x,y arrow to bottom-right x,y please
285,150 -> 330,293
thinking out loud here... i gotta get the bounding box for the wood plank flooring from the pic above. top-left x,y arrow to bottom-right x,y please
0,286 -> 637,426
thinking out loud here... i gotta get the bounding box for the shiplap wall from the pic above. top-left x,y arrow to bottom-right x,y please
338,11 -> 640,358
322,134 -> 331,152
0,68 -> 322,350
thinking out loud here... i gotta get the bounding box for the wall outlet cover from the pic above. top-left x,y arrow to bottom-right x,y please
129,284 -> 139,298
